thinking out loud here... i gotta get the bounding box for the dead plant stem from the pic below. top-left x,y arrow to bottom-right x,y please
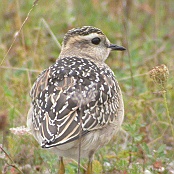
0,146 -> 24,174
1,0 -> 39,65
162,92 -> 174,138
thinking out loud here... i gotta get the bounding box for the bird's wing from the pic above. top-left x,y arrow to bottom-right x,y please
30,57 -> 120,148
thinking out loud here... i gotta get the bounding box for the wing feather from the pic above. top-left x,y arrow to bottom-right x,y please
30,57 -> 120,148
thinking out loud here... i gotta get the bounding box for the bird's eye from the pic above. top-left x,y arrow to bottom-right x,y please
91,37 -> 101,45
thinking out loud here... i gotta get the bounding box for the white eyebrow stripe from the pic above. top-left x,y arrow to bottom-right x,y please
82,33 -> 101,40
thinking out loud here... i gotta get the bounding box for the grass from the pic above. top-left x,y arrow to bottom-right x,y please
0,0 -> 174,173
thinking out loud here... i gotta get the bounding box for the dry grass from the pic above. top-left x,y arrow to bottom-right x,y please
0,0 -> 174,173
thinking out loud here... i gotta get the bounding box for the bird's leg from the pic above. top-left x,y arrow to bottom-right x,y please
85,152 -> 94,174
85,160 -> 92,174
58,157 -> 65,174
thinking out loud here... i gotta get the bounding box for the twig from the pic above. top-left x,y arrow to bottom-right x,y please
148,126 -> 169,146
69,84 -> 97,173
1,0 -> 39,66
0,146 -> 24,174
78,86 -> 83,174
71,159 -> 86,170
162,92 -> 174,138
119,72 -> 149,81
40,18 -> 62,49
137,44 -> 166,67
121,1 -> 134,95
78,107 -> 83,174
0,66 -> 41,73
15,0 -> 26,51
33,18 -> 61,58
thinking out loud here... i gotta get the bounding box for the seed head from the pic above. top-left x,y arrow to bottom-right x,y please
149,64 -> 169,90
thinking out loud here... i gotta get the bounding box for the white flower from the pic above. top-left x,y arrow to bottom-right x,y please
10,126 -> 31,136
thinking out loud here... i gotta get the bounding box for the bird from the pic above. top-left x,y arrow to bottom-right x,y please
27,26 -> 125,174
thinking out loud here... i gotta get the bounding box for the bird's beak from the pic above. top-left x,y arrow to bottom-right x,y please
108,44 -> 126,51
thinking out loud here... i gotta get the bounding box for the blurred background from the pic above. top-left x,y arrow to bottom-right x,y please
0,0 -> 174,173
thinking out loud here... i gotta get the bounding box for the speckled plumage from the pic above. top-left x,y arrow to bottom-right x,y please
30,56 -> 120,148
27,26 -> 125,173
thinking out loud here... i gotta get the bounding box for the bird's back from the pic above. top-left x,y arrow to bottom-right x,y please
28,56 -> 123,149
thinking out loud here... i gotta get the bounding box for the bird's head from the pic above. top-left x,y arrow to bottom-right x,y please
60,26 -> 126,62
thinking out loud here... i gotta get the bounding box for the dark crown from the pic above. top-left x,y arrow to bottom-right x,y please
63,26 -> 104,46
